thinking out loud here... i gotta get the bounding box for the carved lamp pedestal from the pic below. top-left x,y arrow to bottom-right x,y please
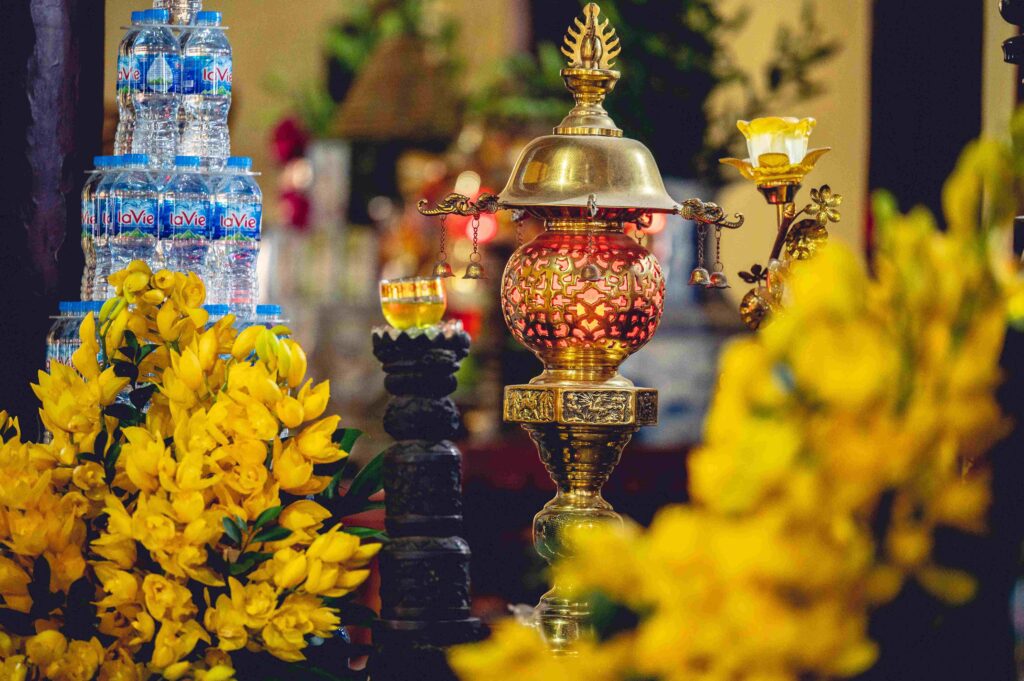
371,322 -> 485,680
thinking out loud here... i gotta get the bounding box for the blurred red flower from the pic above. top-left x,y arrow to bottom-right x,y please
280,189 -> 311,231
271,117 -> 309,164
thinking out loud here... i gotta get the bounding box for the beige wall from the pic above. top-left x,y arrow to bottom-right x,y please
711,0 -> 872,303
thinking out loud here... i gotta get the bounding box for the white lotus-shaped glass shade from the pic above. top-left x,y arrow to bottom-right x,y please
737,117 -> 817,167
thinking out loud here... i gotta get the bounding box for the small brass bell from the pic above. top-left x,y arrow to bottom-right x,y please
433,261 -> 454,278
580,262 -> 603,282
708,271 -> 730,289
463,261 -> 486,280
688,267 -> 711,286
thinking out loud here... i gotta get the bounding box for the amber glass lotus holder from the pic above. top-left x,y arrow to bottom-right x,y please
418,3 -> 744,651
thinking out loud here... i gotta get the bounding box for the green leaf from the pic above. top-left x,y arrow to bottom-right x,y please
342,526 -> 387,541
331,427 -> 363,452
222,516 -> 242,545
252,526 -> 293,543
104,442 -> 122,476
322,460 -> 350,501
229,551 -> 273,575
254,505 -> 283,529
346,452 -> 384,501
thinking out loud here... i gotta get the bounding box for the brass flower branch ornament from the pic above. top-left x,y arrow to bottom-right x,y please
719,116 -> 843,329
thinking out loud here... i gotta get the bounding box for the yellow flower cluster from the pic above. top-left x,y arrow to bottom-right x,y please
451,127 -> 1024,680
0,262 -> 380,680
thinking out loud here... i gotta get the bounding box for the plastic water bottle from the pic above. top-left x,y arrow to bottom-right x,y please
80,157 -> 109,300
131,9 -> 181,170
214,157 -> 262,315
203,304 -> 229,328
154,0 -> 203,26
110,154 -> 160,274
114,12 -> 145,155
160,156 -> 211,277
92,156 -> 126,299
181,12 -> 231,168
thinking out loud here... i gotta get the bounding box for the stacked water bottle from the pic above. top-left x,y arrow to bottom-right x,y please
79,1 -> 268,322
81,153 -> 261,314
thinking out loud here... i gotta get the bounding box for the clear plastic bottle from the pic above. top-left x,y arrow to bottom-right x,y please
92,156 -> 126,299
203,304 -> 229,328
80,157 -> 108,300
110,154 -> 160,274
131,9 -> 182,170
214,157 -> 262,316
45,302 -> 94,372
154,0 -> 203,27
160,155 -> 211,277
114,12 -> 145,155
181,12 -> 231,168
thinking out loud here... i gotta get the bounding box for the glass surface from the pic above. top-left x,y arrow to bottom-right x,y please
379,276 -> 447,329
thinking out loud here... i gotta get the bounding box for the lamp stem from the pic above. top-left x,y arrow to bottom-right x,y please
768,202 -> 795,261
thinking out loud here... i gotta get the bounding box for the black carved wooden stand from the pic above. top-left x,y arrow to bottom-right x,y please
370,324 -> 485,680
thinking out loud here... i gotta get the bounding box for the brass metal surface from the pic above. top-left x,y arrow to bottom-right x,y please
505,385 -> 659,426
498,134 -> 678,212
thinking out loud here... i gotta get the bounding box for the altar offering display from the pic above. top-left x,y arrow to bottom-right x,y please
417,2 -> 744,649
449,120 -> 1024,679
0,262 -> 381,679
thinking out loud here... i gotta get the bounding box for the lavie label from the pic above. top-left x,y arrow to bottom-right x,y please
183,55 -> 232,96
115,198 -> 158,237
161,199 -> 211,239
215,203 -> 261,240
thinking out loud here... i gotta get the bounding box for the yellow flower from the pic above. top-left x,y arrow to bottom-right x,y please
227,577 -> 278,629
204,592 -> 248,651
25,630 -> 67,668
71,461 -> 107,500
261,594 -> 339,662
295,416 -> 345,464
142,574 -> 197,623
150,620 -> 209,671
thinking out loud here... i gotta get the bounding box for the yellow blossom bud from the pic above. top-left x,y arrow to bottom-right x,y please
284,340 -> 307,388
275,396 -> 304,429
272,549 -> 308,590
172,349 -> 204,392
231,325 -> 264,360
25,630 -> 67,668
153,269 -> 176,290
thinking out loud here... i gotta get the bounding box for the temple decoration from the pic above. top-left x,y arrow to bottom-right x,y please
720,116 -> 842,329
417,3 -> 745,650
371,321 -> 485,678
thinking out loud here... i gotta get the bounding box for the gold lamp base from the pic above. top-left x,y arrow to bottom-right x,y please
505,383 -> 657,649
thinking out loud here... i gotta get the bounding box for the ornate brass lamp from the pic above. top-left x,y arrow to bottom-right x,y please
719,117 -> 843,329
418,3 -> 743,650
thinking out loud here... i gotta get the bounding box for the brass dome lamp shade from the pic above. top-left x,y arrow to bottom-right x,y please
418,2 -> 745,650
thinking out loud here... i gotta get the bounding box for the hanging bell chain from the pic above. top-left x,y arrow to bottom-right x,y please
689,223 -> 710,287
708,226 -> 730,289
463,216 -> 486,280
434,215 -> 454,278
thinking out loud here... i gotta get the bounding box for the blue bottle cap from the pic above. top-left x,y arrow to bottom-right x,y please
175,156 -> 202,168
150,9 -> 170,24
124,154 -> 149,166
57,301 -> 77,313
196,11 -> 223,25
226,157 -> 253,171
130,11 -> 145,23
93,155 -> 106,167
256,305 -> 282,317
87,302 -> 104,313
204,304 -> 229,315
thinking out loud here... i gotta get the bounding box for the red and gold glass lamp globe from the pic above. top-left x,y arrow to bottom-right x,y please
418,2 -> 744,650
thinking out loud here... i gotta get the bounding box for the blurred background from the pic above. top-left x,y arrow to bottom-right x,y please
84,0 -> 1018,618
